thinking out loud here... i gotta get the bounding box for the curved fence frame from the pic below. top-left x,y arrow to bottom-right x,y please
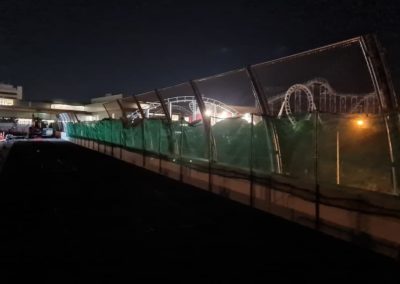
66,34 -> 400,258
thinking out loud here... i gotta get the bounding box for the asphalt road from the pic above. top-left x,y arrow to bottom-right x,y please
0,141 -> 398,282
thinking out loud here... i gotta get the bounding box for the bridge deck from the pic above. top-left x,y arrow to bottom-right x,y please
0,141 -> 398,282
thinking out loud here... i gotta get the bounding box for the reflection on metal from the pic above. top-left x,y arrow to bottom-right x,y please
0,98 -> 14,106
50,104 -> 85,111
155,89 -> 171,123
252,37 -> 361,69
67,34 -> 400,197
277,84 -> 316,125
164,96 -> 238,118
360,35 -> 398,195
130,96 -> 238,123
273,78 -> 381,126
103,100 -> 124,120
58,112 -> 79,131
246,66 -> 282,174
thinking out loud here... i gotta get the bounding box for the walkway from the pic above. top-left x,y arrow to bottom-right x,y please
0,141 -> 398,282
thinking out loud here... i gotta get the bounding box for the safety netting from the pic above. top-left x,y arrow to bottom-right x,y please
67,35 -> 400,196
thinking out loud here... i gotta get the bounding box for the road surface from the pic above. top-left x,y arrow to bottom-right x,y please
0,141 -> 398,282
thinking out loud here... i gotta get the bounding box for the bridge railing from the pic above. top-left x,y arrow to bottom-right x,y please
67,35 -> 400,196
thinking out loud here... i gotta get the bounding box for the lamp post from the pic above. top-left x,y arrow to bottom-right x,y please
337,117 -> 366,185
336,130 -> 340,185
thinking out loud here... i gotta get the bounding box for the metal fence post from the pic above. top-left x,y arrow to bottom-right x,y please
315,110 -> 320,230
142,119 -> 146,167
158,120 -> 162,173
250,113 -> 254,207
189,80 -> 213,192
179,118 -> 183,182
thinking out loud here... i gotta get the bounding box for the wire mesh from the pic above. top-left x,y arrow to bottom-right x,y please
103,100 -> 123,119
66,36 -> 400,196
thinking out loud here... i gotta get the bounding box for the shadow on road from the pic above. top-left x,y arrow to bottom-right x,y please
0,141 -> 398,282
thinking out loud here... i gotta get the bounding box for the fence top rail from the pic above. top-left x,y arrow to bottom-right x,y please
127,36 -> 363,108
252,37 -> 362,68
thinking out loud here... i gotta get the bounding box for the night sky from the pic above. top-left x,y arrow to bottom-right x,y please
0,0 -> 399,102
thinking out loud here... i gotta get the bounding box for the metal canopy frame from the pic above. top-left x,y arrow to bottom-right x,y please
71,33 -> 400,195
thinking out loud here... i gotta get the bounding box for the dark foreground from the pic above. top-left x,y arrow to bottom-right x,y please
0,141 -> 398,282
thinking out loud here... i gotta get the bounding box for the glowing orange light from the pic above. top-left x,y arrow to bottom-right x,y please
356,119 -> 364,126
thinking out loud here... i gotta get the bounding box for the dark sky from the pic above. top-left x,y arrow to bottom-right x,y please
0,0 -> 399,102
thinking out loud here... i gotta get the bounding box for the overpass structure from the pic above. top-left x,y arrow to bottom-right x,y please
64,35 -> 400,259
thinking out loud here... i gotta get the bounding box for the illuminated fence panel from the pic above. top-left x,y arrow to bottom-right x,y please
274,114 -> 316,189
110,120 -> 123,145
250,38 -> 396,193
132,91 -> 166,155
119,96 -> 142,123
158,83 -> 198,122
194,69 -> 261,175
251,40 -> 377,117
318,113 -> 392,193
157,83 -> 207,163
121,122 -> 143,151
251,115 -> 277,179
135,91 -> 166,119
158,120 -> 175,158
194,68 -> 259,120
142,119 -> 162,155
63,36 -> 400,259
180,120 -> 209,168
66,36 -> 400,196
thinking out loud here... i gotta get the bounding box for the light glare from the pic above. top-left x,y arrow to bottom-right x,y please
242,113 -> 251,123
220,111 -> 228,119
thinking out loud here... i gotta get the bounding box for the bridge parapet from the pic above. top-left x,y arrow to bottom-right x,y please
65,34 -> 400,259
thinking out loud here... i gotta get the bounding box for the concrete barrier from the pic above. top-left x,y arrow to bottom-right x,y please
160,160 -> 181,181
144,156 -> 160,173
68,138 -> 400,259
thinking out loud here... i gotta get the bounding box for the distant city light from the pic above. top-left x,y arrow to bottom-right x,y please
220,111 -> 228,119
51,104 -> 85,111
0,98 -> 14,106
17,118 -> 32,125
242,113 -> 251,123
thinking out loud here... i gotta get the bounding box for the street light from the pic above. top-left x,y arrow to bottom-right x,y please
336,116 -> 367,185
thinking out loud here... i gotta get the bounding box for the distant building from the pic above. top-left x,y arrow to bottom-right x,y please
0,83 -> 23,101
0,83 -> 23,109
90,93 -> 123,104
85,93 -> 124,120
0,87 -> 133,133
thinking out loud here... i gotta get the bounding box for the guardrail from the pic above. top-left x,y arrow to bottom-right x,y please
67,133 -> 400,259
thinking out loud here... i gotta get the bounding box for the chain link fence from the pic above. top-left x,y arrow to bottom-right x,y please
67,35 -> 399,196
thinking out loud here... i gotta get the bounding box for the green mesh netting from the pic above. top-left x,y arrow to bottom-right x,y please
275,115 -> 315,181
211,118 -> 251,171
122,122 -> 143,150
181,122 -> 208,162
66,118 -> 276,174
66,115 -> 394,194
252,118 -> 275,176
